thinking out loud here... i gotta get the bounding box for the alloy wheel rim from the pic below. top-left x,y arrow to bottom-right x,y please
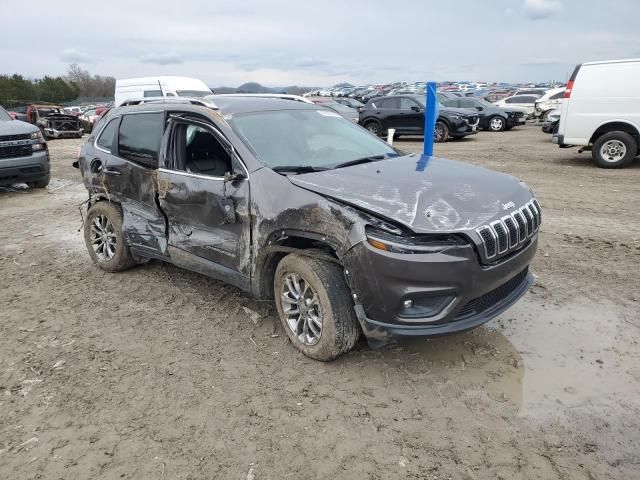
600,140 -> 626,162
491,118 -> 503,130
90,214 -> 117,261
281,273 -> 322,346
367,123 -> 379,134
435,124 -> 444,140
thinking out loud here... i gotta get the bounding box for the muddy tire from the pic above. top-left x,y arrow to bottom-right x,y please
592,131 -> 637,169
274,253 -> 359,361
27,175 -> 50,188
84,202 -> 135,272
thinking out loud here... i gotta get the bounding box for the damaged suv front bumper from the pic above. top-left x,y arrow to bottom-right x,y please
343,236 -> 537,340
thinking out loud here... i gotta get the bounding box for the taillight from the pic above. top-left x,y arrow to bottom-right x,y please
564,80 -> 573,98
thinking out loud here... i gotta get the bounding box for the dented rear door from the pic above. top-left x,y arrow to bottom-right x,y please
97,112 -> 168,256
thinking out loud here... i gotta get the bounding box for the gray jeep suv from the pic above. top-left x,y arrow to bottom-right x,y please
0,106 -> 50,188
76,97 -> 540,360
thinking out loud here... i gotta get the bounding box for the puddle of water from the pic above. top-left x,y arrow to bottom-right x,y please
394,297 -> 639,420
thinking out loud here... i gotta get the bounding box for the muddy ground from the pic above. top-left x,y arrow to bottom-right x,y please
1,125 -> 639,480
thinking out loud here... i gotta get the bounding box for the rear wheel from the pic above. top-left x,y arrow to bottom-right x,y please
592,131 -> 637,169
488,116 -> 506,132
274,253 -> 359,361
364,120 -> 382,136
434,121 -> 449,142
84,202 -> 136,272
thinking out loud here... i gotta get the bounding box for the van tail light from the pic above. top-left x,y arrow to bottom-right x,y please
565,64 -> 582,99
564,80 -> 573,98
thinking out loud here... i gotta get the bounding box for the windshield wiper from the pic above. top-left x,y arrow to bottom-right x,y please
272,165 -> 329,174
331,155 -> 388,170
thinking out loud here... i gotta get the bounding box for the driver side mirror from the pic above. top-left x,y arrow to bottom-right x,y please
224,171 -> 246,183
476,106 -> 484,111
411,105 -> 421,112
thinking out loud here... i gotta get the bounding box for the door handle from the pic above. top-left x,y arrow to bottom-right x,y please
103,168 -> 122,176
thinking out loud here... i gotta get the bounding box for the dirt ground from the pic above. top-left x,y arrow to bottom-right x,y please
1,125 -> 639,480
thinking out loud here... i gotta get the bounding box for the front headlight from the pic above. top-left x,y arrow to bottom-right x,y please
30,131 -> 44,141
449,115 -> 462,120
365,225 -> 468,254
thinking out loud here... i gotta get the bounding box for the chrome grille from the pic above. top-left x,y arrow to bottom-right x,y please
476,200 -> 541,261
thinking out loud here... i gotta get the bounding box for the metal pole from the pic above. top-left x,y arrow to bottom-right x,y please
423,81 -> 438,156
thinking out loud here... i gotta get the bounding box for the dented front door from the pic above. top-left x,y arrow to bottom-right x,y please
156,169 -> 251,285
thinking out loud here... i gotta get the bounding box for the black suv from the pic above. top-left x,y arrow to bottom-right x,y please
359,95 -> 479,142
438,95 -> 526,132
77,97 -> 540,360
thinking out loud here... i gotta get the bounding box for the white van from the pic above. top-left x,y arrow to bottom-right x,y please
114,76 -> 213,107
554,58 -> 640,168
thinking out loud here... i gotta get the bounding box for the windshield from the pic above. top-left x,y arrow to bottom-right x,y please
38,108 -> 62,116
229,109 -> 397,170
176,90 -> 212,98
475,98 -> 494,107
0,106 -> 12,121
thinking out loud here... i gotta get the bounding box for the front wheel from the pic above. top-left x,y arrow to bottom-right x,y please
274,253 -> 359,361
434,121 -> 449,142
27,175 -> 50,188
84,202 -> 136,272
592,131 -> 637,168
488,116 -> 506,132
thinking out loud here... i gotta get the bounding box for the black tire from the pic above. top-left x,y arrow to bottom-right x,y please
274,253 -> 359,361
364,120 -> 382,136
434,121 -> 449,143
84,202 -> 136,272
488,115 -> 506,132
27,175 -> 50,189
592,131 -> 637,169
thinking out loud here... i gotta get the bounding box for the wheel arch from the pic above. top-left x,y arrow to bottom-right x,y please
589,121 -> 640,145
253,231 -> 342,299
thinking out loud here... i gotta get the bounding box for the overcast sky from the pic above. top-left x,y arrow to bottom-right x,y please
3,0 -> 639,87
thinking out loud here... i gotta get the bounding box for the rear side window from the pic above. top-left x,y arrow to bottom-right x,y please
118,113 -> 164,168
96,118 -> 119,152
144,90 -> 162,98
378,98 -> 399,109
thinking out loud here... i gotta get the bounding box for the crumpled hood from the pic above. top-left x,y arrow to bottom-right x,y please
0,119 -> 38,135
288,155 -> 534,233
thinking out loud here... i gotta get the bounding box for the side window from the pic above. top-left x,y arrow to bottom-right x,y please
378,98 -> 399,109
143,90 -> 162,98
173,124 -> 232,177
96,118 -> 119,152
442,99 -> 458,108
550,92 -> 564,100
505,97 -> 516,104
118,113 -> 164,168
399,98 -> 419,110
459,99 -> 476,108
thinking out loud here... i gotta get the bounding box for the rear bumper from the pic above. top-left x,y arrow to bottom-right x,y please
0,150 -> 50,185
343,236 -> 537,340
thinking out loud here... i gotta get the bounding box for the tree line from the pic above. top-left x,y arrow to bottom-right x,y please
0,64 -> 115,109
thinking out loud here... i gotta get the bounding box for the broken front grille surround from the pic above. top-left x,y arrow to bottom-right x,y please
476,199 -> 541,260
